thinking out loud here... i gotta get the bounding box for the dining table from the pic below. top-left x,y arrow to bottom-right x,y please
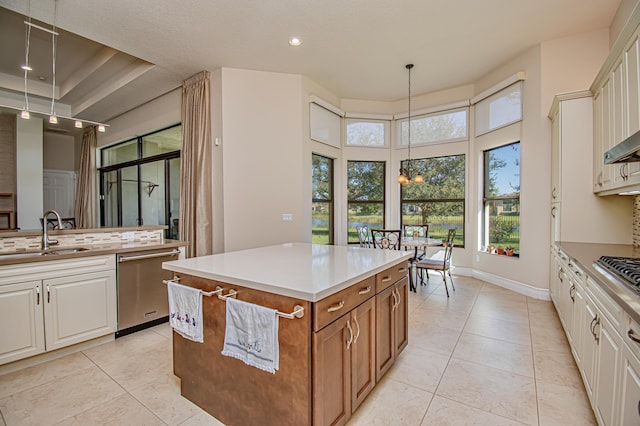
402,236 -> 443,291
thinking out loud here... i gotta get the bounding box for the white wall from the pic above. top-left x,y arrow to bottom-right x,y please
16,116 -> 43,229
220,68 -> 305,252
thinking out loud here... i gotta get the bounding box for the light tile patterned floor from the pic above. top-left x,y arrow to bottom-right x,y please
0,275 -> 595,425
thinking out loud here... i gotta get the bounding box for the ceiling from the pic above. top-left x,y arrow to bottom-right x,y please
0,0 -> 624,134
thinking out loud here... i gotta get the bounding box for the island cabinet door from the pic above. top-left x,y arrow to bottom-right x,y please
313,313 -> 351,426
351,297 -> 376,412
376,284 -> 395,381
394,277 -> 409,355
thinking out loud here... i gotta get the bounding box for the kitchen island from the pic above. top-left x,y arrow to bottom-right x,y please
162,242 -> 412,426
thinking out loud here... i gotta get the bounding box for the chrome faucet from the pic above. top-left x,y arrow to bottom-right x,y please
42,210 -> 63,250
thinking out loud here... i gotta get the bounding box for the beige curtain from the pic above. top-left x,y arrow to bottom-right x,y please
74,126 -> 97,228
180,71 -> 213,258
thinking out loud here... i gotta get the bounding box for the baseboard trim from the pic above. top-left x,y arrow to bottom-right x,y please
470,269 -> 551,300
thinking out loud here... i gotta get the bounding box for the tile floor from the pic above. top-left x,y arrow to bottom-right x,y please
0,275 -> 595,425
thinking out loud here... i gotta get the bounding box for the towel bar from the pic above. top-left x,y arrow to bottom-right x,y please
162,279 -> 223,297
164,280 -> 305,319
219,289 -> 305,319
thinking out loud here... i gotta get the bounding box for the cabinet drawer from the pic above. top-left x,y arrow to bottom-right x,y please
586,276 -> 624,333
624,313 -> 640,361
314,276 -> 375,332
375,262 -> 409,293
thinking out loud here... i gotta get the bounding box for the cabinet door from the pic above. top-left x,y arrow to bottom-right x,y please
620,344 -> 640,426
551,112 -> 561,202
580,294 -> 599,401
44,270 -> 116,351
594,314 -> 622,426
313,314 -> 351,426
375,284 -> 395,382
394,278 -> 408,356
601,80 -> 614,189
627,31 -> 640,182
593,92 -> 604,192
571,285 -> 585,366
351,298 -> 376,412
0,281 -> 44,365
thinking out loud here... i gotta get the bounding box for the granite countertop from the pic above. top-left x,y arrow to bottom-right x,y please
557,241 -> 640,323
162,242 -> 412,302
0,239 -> 187,267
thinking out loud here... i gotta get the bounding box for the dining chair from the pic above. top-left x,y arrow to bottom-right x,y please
356,226 -> 371,248
371,229 -> 415,292
370,229 -> 402,250
415,229 -> 456,297
402,224 -> 429,259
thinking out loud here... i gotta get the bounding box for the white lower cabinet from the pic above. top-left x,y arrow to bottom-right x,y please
0,255 -> 116,365
593,313 -> 622,426
620,343 -> 640,425
0,281 -> 45,363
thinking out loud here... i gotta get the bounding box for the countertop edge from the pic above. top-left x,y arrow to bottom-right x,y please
0,240 -> 188,267
163,250 -> 412,302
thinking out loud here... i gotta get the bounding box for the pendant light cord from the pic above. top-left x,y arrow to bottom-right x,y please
23,0 -> 32,112
50,0 -> 57,116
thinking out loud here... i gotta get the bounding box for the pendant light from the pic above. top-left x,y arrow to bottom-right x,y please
48,0 -> 58,125
398,64 -> 423,185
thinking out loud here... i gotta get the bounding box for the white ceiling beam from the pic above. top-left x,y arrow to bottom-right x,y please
58,47 -> 118,98
71,62 -> 155,115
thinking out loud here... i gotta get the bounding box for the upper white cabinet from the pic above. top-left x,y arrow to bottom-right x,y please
549,93 -> 630,244
592,7 -> 640,194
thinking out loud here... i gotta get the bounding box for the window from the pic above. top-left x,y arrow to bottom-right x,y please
397,108 -> 468,147
99,124 -> 181,239
400,154 -> 465,246
483,142 -> 520,254
475,82 -> 522,136
345,119 -> 390,147
347,161 -> 385,243
312,154 -> 334,244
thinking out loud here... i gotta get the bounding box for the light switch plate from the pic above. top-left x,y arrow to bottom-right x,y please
282,213 -> 293,222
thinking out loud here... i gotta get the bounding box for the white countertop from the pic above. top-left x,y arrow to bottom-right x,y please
162,242 -> 412,302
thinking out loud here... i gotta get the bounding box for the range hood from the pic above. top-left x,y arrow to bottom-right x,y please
604,129 -> 640,163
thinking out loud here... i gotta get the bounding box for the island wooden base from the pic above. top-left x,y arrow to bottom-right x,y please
171,260 -> 409,426
172,274 -> 312,426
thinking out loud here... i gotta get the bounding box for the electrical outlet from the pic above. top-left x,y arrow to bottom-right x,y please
476,254 -> 480,262
122,231 -> 134,240
282,213 -> 293,222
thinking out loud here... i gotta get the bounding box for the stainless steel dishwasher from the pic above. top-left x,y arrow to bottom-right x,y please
116,248 -> 181,337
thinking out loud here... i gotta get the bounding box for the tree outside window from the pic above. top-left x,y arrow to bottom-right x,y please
312,154 -> 334,244
400,154 -> 465,246
347,161 -> 385,243
483,142 -> 520,255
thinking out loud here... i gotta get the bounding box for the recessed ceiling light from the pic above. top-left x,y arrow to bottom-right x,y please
289,37 -> 301,46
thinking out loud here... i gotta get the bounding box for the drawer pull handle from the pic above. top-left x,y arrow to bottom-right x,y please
628,329 -> 640,345
381,276 -> 392,282
358,286 -> 372,295
36,285 -> 40,305
327,301 -> 345,313
398,268 -> 408,273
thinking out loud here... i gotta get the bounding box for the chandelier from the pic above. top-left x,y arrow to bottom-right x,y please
397,63 -> 422,185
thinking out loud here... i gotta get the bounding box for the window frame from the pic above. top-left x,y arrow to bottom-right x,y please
311,153 -> 335,245
399,154 -> 466,247
396,107 -> 469,148
475,82 -> 523,137
482,141 -> 521,255
346,160 -> 386,244
344,118 -> 391,148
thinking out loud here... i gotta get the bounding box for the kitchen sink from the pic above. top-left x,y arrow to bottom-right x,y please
0,247 -> 90,258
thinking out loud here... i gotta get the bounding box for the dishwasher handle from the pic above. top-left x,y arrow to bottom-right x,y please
118,249 -> 181,263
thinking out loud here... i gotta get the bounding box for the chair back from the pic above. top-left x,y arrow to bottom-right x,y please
443,229 -> 456,264
403,224 -> 428,238
370,229 -> 402,250
356,226 -> 371,248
